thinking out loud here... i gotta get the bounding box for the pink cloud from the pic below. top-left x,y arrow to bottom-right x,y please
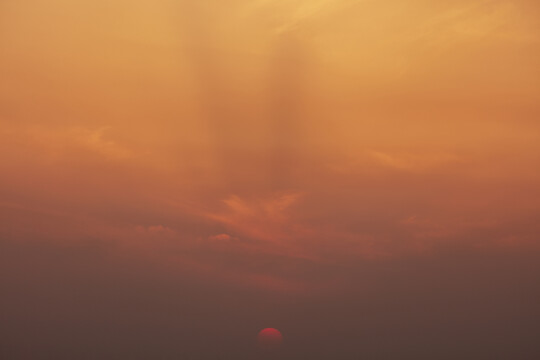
207,233 -> 239,242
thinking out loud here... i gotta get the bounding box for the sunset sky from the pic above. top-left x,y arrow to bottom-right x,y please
1,1 -> 540,359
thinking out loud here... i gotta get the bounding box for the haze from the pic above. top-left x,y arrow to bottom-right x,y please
1,1 -> 539,359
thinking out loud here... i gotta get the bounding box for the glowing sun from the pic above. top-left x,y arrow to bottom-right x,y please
257,328 -> 283,350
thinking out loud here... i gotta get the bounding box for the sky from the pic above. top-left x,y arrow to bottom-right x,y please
1,0 -> 540,359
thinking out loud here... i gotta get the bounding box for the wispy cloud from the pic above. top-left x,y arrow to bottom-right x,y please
202,192 -> 304,243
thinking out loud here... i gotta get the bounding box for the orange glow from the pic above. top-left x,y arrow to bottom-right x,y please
2,1 -> 540,358
1,0 -> 539,292
258,328 -> 283,350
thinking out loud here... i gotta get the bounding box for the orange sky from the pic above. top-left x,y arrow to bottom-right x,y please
1,1 -> 540,357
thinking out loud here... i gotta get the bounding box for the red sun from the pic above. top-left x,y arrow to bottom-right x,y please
257,328 -> 283,350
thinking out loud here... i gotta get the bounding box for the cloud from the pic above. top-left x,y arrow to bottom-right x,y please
207,233 -> 239,242
203,192 -> 304,243
37,126 -> 131,161
368,150 -> 461,172
135,225 -> 176,236
1,124 -> 132,164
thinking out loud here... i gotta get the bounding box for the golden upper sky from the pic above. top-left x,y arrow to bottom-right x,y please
1,0 -> 539,292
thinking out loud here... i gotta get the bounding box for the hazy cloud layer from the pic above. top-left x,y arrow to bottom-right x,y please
1,0 -> 540,359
